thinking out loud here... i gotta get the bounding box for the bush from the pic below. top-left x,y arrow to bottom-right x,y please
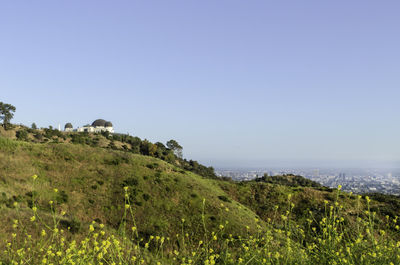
122,177 -> 139,187
44,128 -> 63,138
218,195 -> 231,202
146,163 -> 159,169
105,153 -> 130,166
16,130 -> 28,140
59,218 -> 81,234
34,132 -> 43,141
142,193 -> 150,201
55,190 -> 69,204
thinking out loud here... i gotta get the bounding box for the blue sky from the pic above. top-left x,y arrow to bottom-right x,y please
1,1 -> 399,168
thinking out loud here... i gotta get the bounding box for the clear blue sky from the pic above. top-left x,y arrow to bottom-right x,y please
1,1 -> 399,168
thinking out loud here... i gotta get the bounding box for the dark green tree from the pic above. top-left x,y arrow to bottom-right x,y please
140,139 -> 157,156
0,102 -> 16,130
16,129 -> 28,140
31,123 -> 37,129
166,139 -> 183,158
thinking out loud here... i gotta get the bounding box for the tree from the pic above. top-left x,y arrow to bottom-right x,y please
16,129 -> 28,140
166,139 -> 183,159
31,123 -> 37,129
0,102 -> 16,130
140,139 -> 157,156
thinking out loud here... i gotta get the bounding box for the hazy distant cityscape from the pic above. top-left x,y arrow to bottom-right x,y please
216,168 -> 400,196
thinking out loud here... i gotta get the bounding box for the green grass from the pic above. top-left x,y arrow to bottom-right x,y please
2,182 -> 400,264
0,137 -> 260,248
0,136 -> 400,264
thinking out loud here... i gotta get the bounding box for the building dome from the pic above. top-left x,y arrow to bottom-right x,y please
105,121 -> 113,127
64,123 -> 73,129
91,119 -> 107,127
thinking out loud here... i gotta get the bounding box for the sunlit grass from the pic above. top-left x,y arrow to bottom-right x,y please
2,176 -> 400,265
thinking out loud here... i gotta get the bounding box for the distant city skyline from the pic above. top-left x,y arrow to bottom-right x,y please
215,167 -> 400,195
1,1 -> 399,168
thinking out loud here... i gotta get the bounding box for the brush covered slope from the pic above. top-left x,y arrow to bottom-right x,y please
7,125 -> 217,179
0,137 -> 260,242
1,131 -> 400,264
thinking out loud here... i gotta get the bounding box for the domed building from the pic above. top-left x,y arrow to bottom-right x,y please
66,119 -> 114,133
64,123 -> 73,132
91,119 -> 107,127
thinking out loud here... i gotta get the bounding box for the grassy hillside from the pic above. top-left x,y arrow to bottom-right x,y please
2,125 -> 217,179
1,134 -> 400,264
0,136 -> 260,241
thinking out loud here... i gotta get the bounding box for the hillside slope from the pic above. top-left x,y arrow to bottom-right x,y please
0,137 -> 260,246
2,125 -> 217,179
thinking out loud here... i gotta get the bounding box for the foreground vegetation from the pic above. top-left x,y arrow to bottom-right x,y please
2,177 -> 400,264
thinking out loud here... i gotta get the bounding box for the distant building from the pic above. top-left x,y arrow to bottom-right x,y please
64,119 -> 114,133
64,123 -> 73,132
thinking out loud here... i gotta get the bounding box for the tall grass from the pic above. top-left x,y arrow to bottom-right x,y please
0,137 -> 20,152
2,177 -> 400,265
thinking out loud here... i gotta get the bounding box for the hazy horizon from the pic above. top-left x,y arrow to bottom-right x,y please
208,159 -> 400,170
1,1 -> 399,169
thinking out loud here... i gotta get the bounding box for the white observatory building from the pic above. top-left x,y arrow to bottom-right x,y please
64,119 -> 114,133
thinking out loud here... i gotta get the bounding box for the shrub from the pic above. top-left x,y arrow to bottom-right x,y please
16,130 -> 28,140
122,177 -> 139,187
97,180 -> 104,186
34,132 -> 43,141
55,190 -> 69,204
142,193 -> 150,201
218,195 -> 231,202
59,218 -> 81,233
146,163 -> 159,169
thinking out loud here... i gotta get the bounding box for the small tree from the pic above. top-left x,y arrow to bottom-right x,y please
16,130 -> 28,140
0,102 -> 16,130
31,123 -> 37,129
140,139 -> 157,156
166,139 -> 183,159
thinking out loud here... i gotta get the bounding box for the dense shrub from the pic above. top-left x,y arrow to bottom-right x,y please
255,174 -> 321,188
142,193 -> 150,201
55,190 -> 69,204
43,128 -> 63,138
16,129 -> 28,140
217,195 -> 231,203
33,132 -> 43,141
122,177 -> 139,187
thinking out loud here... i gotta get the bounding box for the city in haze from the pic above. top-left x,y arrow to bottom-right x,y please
216,167 -> 400,195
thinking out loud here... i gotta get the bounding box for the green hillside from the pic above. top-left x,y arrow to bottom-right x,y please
1,131 -> 400,264
0,136 -> 260,241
